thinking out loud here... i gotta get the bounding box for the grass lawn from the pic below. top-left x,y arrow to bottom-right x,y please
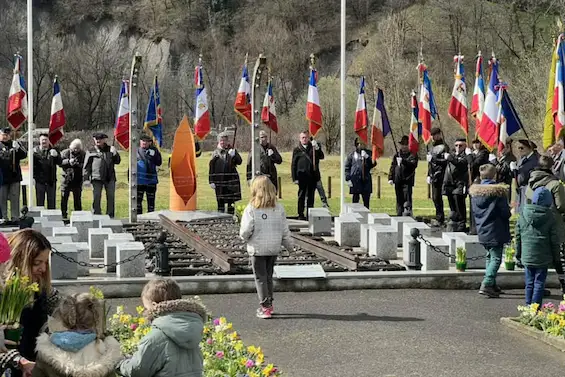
38,151 -> 445,219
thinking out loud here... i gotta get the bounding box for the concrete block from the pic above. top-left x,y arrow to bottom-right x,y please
308,208 -> 332,235
50,244 -> 78,280
116,242 -> 146,278
99,219 -> 123,233
346,203 -> 370,224
47,236 -> 74,245
88,228 -> 113,259
40,209 -> 63,222
52,227 -> 79,242
390,216 -> 417,246
70,242 -> 90,276
334,216 -> 361,247
108,233 -> 135,241
41,221 -> 65,238
28,206 -> 44,218
369,226 -> 398,260
70,216 -> 94,243
92,215 -> 110,228
368,213 -> 392,226
420,237 -> 450,271
104,238 -> 134,273
360,224 -> 391,250
70,211 -> 92,217
455,234 -> 487,269
402,222 -> 432,250
441,232 -> 467,259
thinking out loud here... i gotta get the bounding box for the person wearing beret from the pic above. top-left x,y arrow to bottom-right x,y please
209,132 -> 242,215
511,139 -> 539,211
495,138 -> 516,202
388,135 -> 418,216
246,130 -> 282,190
344,138 -> 376,209
0,127 -> 27,222
426,127 -> 448,226
443,138 -> 470,232
137,135 -> 162,214
60,139 -> 86,219
33,133 -> 62,210
83,133 -> 121,217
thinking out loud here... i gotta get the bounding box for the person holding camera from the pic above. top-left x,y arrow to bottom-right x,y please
60,139 -> 86,219
33,133 -> 62,210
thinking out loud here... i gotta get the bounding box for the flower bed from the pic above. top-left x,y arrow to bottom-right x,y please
108,299 -> 282,377
517,300 -> 565,337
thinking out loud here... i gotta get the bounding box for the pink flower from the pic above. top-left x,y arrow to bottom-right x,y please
543,302 -> 555,310
130,323 -> 138,330
559,304 -> 565,312
213,318 -> 221,326
206,338 -> 213,345
245,359 -> 254,368
216,351 -> 224,359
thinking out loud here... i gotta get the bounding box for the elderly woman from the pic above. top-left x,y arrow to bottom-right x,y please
60,139 -> 86,219
209,132 -> 242,214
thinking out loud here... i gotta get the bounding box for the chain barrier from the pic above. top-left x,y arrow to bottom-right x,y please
417,234 -> 489,261
51,242 -> 155,269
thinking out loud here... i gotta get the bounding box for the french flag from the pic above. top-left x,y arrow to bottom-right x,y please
48,76 -> 65,146
418,63 -> 437,144
261,80 -> 278,133
477,55 -> 499,150
7,55 -> 28,131
194,58 -> 211,141
409,91 -> 420,155
354,76 -> 368,144
114,80 -> 130,150
448,54 -> 468,136
471,52 -> 485,132
371,88 -> 391,161
498,86 -> 523,152
306,68 -> 322,137
553,36 -> 565,140
234,58 -> 251,124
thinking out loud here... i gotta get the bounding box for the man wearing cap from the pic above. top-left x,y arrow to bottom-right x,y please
209,132 -> 242,214
83,133 -> 121,217
443,138 -> 470,232
345,138 -> 376,209
0,127 -> 26,222
137,135 -> 162,214
495,138 -> 516,201
467,139 -> 495,234
427,127 -> 448,226
246,130 -> 282,190
511,139 -> 539,211
388,135 -> 418,216
33,133 -> 62,209
60,139 -> 86,219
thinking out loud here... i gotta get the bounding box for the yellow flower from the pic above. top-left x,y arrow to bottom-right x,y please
249,373 -> 259,377
229,331 -> 238,340
203,326 -> 210,334
117,306 -> 124,314
247,345 -> 258,354
136,306 -> 145,315
219,317 -> 227,326
256,352 -> 264,365
262,364 -> 275,376
226,323 -> 233,330
29,283 -> 39,292
559,319 -> 565,327
531,303 -> 540,312
234,341 -> 244,352
240,357 -> 248,366
137,317 -> 146,325
21,275 -> 30,284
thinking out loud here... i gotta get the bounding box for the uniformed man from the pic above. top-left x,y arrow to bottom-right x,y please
388,135 -> 418,216
60,139 -> 86,219
511,139 -> 539,211
246,130 -> 282,190
209,132 -> 242,214
426,127 -> 448,226
33,133 -> 62,209
137,135 -> 162,214
443,138 -> 470,232
345,138 -> 376,209
0,128 -> 26,222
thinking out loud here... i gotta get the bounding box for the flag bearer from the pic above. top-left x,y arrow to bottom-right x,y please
209,132 -> 242,215
388,136 -> 418,216
427,127 -> 448,226
443,138 -> 470,232
0,128 -> 26,223
137,135 -> 162,214
33,133 -> 62,209
345,138 -> 376,209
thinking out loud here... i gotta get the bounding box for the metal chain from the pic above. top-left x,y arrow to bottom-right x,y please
417,234 -> 488,261
51,243 -> 154,269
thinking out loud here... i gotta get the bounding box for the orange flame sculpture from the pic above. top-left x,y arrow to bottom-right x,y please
169,116 -> 197,210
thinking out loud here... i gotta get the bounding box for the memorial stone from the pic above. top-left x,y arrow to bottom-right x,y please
52,226 -> 79,242
116,242 -> 146,278
308,208 -> 332,235
89,228 -> 113,259
390,216 -> 417,246
335,215 -> 361,247
50,244 -> 78,280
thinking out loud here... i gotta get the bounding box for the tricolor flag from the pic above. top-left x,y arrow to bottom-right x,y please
544,36 -> 561,149
234,58 -> 251,124
477,55 -> 499,151
448,54 -> 469,136
194,58 -> 211,141
7,55 -> 28,130
114,80 -> 130,150
144,75 -> 163,148
471,52 -> 486,133
552,35 -> 565,144
306,67 -> 322,137
261,79 -> 278,133
371,88 -> 391,161
354,76 -> 369,144
408,91 -> 420,155
48,76 -> 65,146
498,85 -> 522,153
417,63 -> 438,144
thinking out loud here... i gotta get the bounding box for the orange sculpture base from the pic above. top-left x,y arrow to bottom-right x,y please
169,115 -> 197,211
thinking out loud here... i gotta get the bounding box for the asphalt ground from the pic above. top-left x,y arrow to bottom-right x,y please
107,289 -> 565,377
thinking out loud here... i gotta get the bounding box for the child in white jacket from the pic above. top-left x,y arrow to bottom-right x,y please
240,176 -> 293,319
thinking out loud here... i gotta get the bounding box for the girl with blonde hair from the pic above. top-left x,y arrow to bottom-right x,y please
32,293 -> 122,377
239,176 -> 293,319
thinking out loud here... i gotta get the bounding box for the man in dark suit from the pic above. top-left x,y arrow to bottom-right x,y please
512,139 -> 539,212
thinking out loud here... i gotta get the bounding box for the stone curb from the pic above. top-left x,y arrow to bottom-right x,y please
52,270 -> 560,298
500,317 -> 565,353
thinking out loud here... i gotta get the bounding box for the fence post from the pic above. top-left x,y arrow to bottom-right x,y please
278,177 -> 282,199
377,175 -> 381,199
328,176 -> 332,199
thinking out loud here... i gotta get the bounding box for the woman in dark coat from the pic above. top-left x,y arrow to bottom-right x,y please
209,132 -> 242,214
345,139 -> 376,209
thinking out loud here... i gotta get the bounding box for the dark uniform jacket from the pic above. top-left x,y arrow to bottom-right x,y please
60,149 -> 86,189
496,149 -> 516,185
345,148 -> 376,194
209,148 -> 242,201
291,142 -> 325,183
83,144 -> 121,183
388,150 -> 418,186
33,147 -> 62,185
427,140 -> 448,185
443,151 -> 469,195
246,143 -> 282,189
0,141 -> 27,185
469,148 -> 490,183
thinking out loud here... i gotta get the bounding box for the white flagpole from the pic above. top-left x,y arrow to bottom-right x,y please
340,0 -> 346,215
27,0 -> 34,207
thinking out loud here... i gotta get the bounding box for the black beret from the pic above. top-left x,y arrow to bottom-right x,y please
517,139 -> 532,148
455,138 -> 467,143
93,132 -> 108,140
430,127 -> 441,136
472,138 -> 480,144
140,135 -> 152,142
0,127 -> 12,134
399,135 -> 409,145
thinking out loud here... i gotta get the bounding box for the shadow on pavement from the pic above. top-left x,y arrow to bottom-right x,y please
273,313 -> 425,322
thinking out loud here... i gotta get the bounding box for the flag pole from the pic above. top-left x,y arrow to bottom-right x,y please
340,0 -> 346,215
27,0 -> 34,207
310,53 -> 318,172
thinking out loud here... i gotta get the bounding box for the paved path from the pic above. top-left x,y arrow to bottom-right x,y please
108,289 -> 565,377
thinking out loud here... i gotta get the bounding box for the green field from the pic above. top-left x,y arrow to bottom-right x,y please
26,151 -> 463,218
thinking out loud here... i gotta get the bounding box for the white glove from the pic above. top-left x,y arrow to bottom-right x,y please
426,176 -> 432,185
465,148 -> 472,155
396,157 -> 402,166
110,146 -> 117,155
210,183 -> 216,190
312,140 -> 320,150
489,153 -> 497,163
293,180 -> 299,185
444,152 -> 450,160
228,149 -> 236,157
70,158 -> 77,166
147,149 -> 155,157
388,180 -> 394,186
346,180 -> 353,187
361,150 -> 369,159
12,141 -> 20,150
473,149 -> 478,155
510,161 -> 517,171
426,154 -> 432,162
267,149 -> 274,157
49,149 -> 58,157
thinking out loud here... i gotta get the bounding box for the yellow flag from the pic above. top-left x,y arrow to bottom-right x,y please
544,40 -> 558,149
